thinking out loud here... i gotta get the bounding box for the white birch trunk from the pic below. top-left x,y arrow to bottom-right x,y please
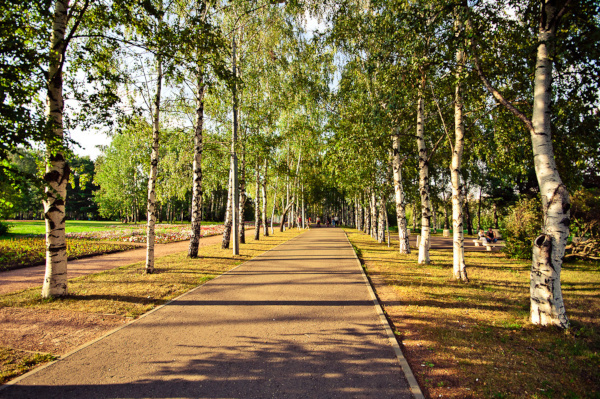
363,203 -> 369,234
301,184 -> 305,229
529,1 -> 569,328
377,196 -> 385,243
270,176 -> 278,234
392,135 -> 410,254
417,93 -> 431,264
188,73 -> 204,258
221,168 -> 233,249
42,0 -> 70,298
254,161 -> 261,240
145,57 -> 162,274
238,149 -> 246,244
261,159 -> 269,236
231,34 -> 239,255
385,203 -> 390,247
280,201 -> 294,233
473,1 -> 570,327
370,191 -> 377,239
452,20 -> 468,281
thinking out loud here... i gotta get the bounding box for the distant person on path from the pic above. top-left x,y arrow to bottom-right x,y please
485,228 -> 498,243
334,216 -> 339,226
316,217 -> 321,227
332,217 -> 336,227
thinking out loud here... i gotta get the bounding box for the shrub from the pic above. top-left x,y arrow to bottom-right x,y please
502,197 -> 543,260
0,221 -> 10,236
567,189 -> 600,260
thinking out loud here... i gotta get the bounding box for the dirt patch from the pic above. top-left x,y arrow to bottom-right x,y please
0,307 -> 127,356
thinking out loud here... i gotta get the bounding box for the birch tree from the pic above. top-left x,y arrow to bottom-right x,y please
42,0 -> 72,297
470,0 -> 599,327
42,0 -> 93,297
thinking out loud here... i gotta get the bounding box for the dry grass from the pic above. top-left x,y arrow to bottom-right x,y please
0,348 -> 56,384
345,228 -> 600,399
0,229 -> 304,318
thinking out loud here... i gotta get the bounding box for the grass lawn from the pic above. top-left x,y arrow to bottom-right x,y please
0,228 -> 305,382
2,220 -> 222,237
0,239 -> 137,272
344,228 -> 600,399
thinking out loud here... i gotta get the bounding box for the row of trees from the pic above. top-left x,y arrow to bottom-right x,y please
322,0 -> 599,329
1,0 -> 331,294
1,0 -> 598,330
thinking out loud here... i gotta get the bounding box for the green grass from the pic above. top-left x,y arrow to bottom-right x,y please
344,228 -> 600,399
3,221 -> 134,236
1,220 -> 223,237
0,238 -> 137,272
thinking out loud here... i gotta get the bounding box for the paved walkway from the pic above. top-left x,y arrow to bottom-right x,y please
2,228 -> 414,398
0,235 -> 223,295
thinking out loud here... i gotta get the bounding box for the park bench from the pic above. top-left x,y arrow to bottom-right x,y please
472,237 -> 505,251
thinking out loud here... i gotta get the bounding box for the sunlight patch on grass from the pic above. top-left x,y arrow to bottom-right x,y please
344,228 -> 600,399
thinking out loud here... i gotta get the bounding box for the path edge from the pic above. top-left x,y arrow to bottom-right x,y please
343,230 -> 425,399
0,229 -> 307,391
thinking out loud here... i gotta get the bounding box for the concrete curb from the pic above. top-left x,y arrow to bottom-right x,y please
343,230 -> 425,399
0,230 -> 308,391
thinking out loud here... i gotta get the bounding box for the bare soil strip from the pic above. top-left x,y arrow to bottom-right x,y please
2,228 -> 414,398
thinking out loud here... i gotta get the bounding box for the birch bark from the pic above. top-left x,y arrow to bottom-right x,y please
230,34 -> 239,255
417,91 -> 431,264
392,135 -> 410,254
370,191 -> 377,239
363,203 -> 369,234
472,0 -> 571,327
354,196 -> 359,229
145,56 -> 162,274
270,176 -> 278,234
188,73 -> 205,258
529,1 -> 569,328
279,201 -> 294,232
451,13 -> 468,281
301,185 -> 305,229
42,0 -> 70,297
254,160 -> 261,240
377,196 -> 385,243
261,159 -> 269,236
221,169 -> 233,249
239,148 -> 246,244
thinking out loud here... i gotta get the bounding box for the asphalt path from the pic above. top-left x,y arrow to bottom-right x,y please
2,227 -> 414,398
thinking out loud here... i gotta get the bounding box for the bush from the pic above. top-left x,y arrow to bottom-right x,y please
502,197 -> 543,260
567,189 -> 600,260
0,221 -> 10,236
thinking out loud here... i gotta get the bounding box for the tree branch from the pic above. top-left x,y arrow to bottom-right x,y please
429,83 -> 454,154
427,131 -> 446,162
63,0 -> 90,51
472,53 -> 534,133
